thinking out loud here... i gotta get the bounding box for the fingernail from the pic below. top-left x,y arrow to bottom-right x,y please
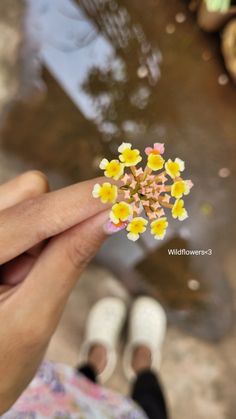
103,219 -> 128,235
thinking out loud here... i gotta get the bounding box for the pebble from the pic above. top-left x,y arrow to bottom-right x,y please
137,65 -> 148,78
188,278 -> 200,291
202,50 -> 212,61
218,74 -> 229,85
218,167 -> 231,178
166,23 -> 176,34
175,12 -> 186,23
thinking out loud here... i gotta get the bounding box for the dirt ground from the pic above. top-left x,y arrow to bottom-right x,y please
46,263 -> 236,419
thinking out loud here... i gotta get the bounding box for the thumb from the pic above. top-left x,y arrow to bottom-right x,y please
13,209 -> 118,335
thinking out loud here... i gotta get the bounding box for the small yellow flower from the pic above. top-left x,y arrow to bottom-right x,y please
92,182 -> 117,204
171,180 -> 190,199
147,153 -> 164,171
110,201 -> 132,224
172,199 -> 188,220
150,217 -> 168,240
126,217 -> 148,241
165,158 -> 185,179
118,142 -> 142,167
99,158 -> 124,180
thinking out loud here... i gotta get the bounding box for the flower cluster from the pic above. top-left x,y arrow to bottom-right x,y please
92,142 -> 193,241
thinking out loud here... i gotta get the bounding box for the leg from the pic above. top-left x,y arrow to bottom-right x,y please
77,344 -> 107,383
77,363 -> 97,383
123,297 -> 168,418
131,346 -> 168,419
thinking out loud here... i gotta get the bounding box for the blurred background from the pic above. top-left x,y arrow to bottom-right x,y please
0,0 -> 236,417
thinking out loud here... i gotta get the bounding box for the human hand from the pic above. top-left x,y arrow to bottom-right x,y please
0,171 -> 111,413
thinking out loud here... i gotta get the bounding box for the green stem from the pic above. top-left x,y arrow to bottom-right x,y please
143,165 -> 152,181
130,166 -> 137,177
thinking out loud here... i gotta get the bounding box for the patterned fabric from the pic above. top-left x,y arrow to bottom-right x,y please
2,362 -> 147,419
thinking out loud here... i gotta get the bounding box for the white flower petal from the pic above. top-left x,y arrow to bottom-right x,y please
118,142 -> 132,153
175,158 -> 185,171
109,211 -> 119,224
184,182 -> 190,195
92,184 -> 101,198
179,210 -> 188,221
127,232 -> 139,241
99,158 -> 108,170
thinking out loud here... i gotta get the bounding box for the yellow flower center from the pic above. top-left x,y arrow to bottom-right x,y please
171,181 -> 185,198
99,183 -> 117,203
151,218 -> 168,236
123,149 -> 138,163
112,202 -> 131,221
147,153 -> 164,171
130,219 -> 146,233
106,161 -> 121,176
166,161 -> 180,178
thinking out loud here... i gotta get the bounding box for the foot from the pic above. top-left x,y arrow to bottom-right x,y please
132,345 -> 152,374
88,344 -> 107,375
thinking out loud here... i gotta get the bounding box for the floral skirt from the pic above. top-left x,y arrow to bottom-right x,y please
2,361 -> 147,419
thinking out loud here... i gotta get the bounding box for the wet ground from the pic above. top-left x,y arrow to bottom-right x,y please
1,0 -> 236,340
0,0 -> 236,417
46,262 -> 236,419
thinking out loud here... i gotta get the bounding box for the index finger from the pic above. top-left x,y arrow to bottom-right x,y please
0,171 -> 49,211
0,177 -> 110,264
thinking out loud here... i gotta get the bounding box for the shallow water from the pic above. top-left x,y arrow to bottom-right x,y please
1,0 -> 236,340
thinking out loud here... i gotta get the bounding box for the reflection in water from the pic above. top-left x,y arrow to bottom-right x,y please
79,0 -> 162,142
26,0 -> 162,141
1,0 -> 236,340
80,0 -> 162,85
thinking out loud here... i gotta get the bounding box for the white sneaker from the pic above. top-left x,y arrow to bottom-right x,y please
123,296 -> 167,381
79,297 -> 127,383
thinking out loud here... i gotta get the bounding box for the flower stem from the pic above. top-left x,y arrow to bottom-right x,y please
130,166 -> 137,178
143,165 -> 152,180
159,199 -> 173,209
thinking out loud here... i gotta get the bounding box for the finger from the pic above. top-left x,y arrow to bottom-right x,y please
0,285 -> 13,296
0,177 -> 110,264
1,254 -> 36,285
0,171 -> 49,281
0,284 -> 18,302
0,171 -> 49,211
12,209 -> 110,335
27,242 -> 47,257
